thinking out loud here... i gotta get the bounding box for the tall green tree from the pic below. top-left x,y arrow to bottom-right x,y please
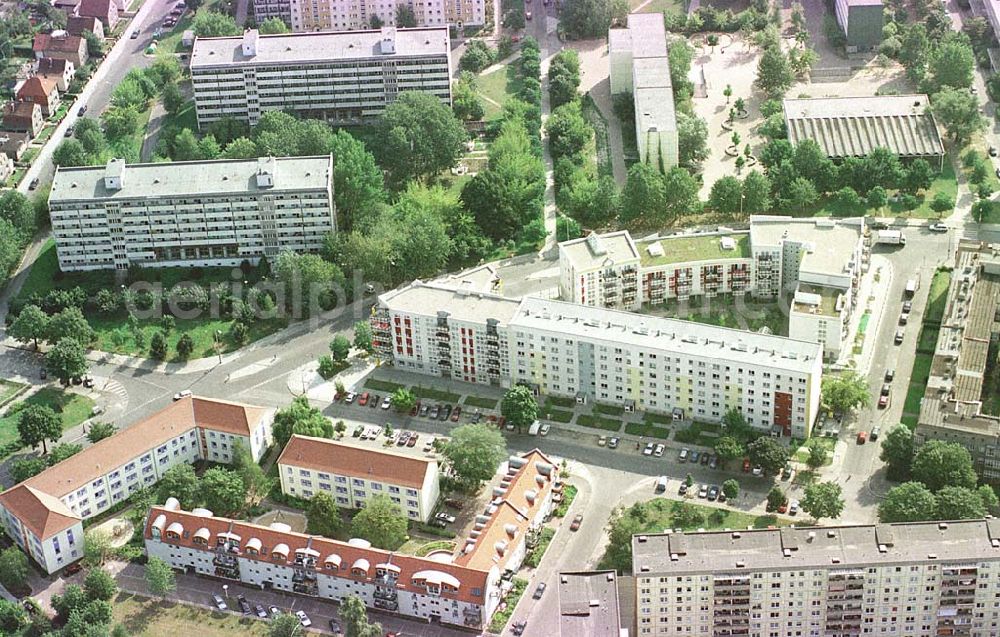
329,130 -> 386,231
880,424 -> 914,481
747,437 -> 788,475
340,595 -> 384,637
661,167 -> 700,220
9,304 -> 49,349
306,492 -> 348,540
501,385 -> 538,432
709,176 -> 744,214
452,73 -> 485,121
156,464 -> 200,510
53,139 -> 89,167
755,46 -> 794,98
0,547 -> 28,590
804,438 -> 828,469
269,612 -> 304,637
620,162 -> 667,225
192,10 -> 239,37
546,102 -> 591,160
145,557 -> 176,598
46,307 -> 94,345
931,86 -> 985,143
714,437 -> 745,466
350,494 -> 408,550
927,34 -> 975,92
258,17 -> 290,33
676,112 -> 709,167
200,468 -> 246,517
912,440 -> 978,492
801,481 -> 844,522
935,486 -> 987,520
17,403 -> 63,454
390,387 -> 416,413
232,441 -> 271,508
442,423 -> 507,487
83,568 -> 118,601
375,91 -> 467,187
330,334 -> 351,362
879,481 -> 937,522
353,321 -> 374,352
821,371 -> 871,414
272,396 -> 334,447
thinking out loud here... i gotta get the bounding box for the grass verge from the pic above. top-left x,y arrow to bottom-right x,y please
576,414 -> 621,431
364,379 -> 406,393
112,593 -> 271,636
0,388 -> 95,453
544,409 -> 574,423
488,578 -> 528,633
625,422 -> 671,439
463,395 -> 498,409
411,386 -> 462,403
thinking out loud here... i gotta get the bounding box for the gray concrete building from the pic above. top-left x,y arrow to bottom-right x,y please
190,27 -> 452,127
632,520 -> 1000,636
834,0 -> 884,52
49,156 -> 335,271
559,571 -> 628,637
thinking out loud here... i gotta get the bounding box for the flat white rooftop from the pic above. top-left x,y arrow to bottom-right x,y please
750,216 -> 863,279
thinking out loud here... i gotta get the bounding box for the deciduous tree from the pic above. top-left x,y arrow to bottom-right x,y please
442,423 -> 507,487
17,404 -> 63,454
502,385 -> 539,432
801,481 -> 844,522
375,91 -> 467,187
272,396 -> 334,447
912,440 -> 978,492
821,371 -> 871,414
307,492 -> 349,540
880,424 -> 914,481
935,485 -> 987,520
9,304 -> 49,349
350,494 -> 408,550
201,467 -> 246,517
144,557 -> 176,598
747,437 -> 788,476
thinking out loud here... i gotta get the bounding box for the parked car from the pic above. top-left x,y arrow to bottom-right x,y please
237,595 -> 251,615
709,455 -> 718,469
539,423 -> 550,436
28,178 -> 39,190
689,450 -> 700,464
700,452 -> 711,465
788,499 -> 799,515
430,518 -> 447,528
894,329 -> 905,345
429,405 -> 440,419
358,392 -> 370,406
444,497 -> 463,510
653,443 -> 665,457
570,514 -> 583,531
608,436 -> 620,449
435,512 -> 456,524
532,583 -> 546,599
450,406 -> 462,422
380,395 -> 391,409
698,484 -> 708,498
295,610 -> 311,627
254,604 -> 267,619
406,433 -> 418,447
130,29 -> 140,38
512,621 -> 527,636
419,403 -> 430,416
707,485 -> 719,501
345,392 -> 357,403
598,435 -> 607,446
173,389 -> 192,401
990,146 -> 998,157
778,501 -> 788,514
410,401 -> 420,416
643,442 -> 655,456
39,368 -> 47,380
743,457 -> 751,473
397,432 -> 410,446
351,425 -> 363,437
369,394 -> 379,408
928,222 -> 948,233
884,369 -> 895,382
870,426 -> 881,441
470,409 -> 482,423
440,404 -> 452,420
212,595 -> 227,611
677,482 -> 688,496
64,562 -> 83,576
679,448 -> 690,462
268,606 -> 281,617
328,619 -> 342,634
857,431 -> 867,444
902,300 -> 912,313
752,465 -> 763,477
878,393 -> 890,409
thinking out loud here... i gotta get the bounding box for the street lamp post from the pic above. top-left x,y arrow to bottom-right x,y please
214,330 -> 223,364
222,584 -> 229,598
739,193 -> 745,218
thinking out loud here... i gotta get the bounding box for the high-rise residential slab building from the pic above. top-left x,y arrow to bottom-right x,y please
190,27 -> 451,127
632,520 -> 1000,637
372,280 -> 824,437
48,156 -> 335,272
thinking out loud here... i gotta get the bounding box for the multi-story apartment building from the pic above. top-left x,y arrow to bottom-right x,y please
373,282 -> 824,436
145,449 -> 557,630
48,156 -> 335,272
252,0 -> 292,25
286,0 -> 482,32
559,231 -> 641,311
278,435 -> 440,522
0,396 -> 273,574
559,217 -> 867,361
608,13 -> 677,172
916,241 -> 1000,480
631,520 -> 1000,637
190,27 -> 451,128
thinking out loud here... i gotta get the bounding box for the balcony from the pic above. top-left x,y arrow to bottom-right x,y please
373,598 -> 398,611
214,565 -> 240,579
374,587 -> 398,601
293,582 -> 318,595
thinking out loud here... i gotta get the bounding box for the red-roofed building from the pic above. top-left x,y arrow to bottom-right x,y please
33,31 -> 89,67
76,0 -> 119,30
144,502 -> 499,630
0,131 -> 31,161
1,102 -> 44,137
16,76 -> 60,117
67,15 -> 105,39
36,58 -> 76,92
0,396 -> 273,574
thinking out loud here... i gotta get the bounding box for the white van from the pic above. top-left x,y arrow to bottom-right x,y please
655,476 -> 668,493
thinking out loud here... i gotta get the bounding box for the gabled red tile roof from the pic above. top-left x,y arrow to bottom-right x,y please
0,485 -> 81,539
33,32 -> 85,54
77,0 -> 114,19
67,16 -> 102,36
37,58 -> 70,74
278,435 -> 435,488
17,76 -> 58,101
144,506 -> 492,605
21,397 -> 269,506
3,102 -> 41,122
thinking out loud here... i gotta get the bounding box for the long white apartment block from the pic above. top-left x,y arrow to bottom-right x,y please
190,27 -> 452,127
0,397 -> 273,574
48,156 -> 335,272
559,216 -> 868,361
145,449 -> 557,630
372,281 -> 823,437
609,13 -> 678,172
632,520 -> 1000,637
278,435 -> 440,522
287,0 -> 483,32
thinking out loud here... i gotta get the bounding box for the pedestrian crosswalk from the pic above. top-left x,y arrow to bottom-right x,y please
95,376 -> 129,412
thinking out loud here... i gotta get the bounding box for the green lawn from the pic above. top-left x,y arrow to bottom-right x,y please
624,422 -> 671,438
0,388 -> 95,449
674,420 -> 722,446
594,403 -> 625,416
793,437 -> 835,466
634,0 -> 684,13
924,269 -> 952,326
463,395 -> 498,409
598,498 -> 791,572
643,412 -> 674,426
650,296 -> 787,336
524,526 -> 555,567
576,414 -> 622,431
0,380 -> 27,407
363,378 -> 406,393
477,61 -> 524,119
488,578 -> 528,633
545,396 -> 576,409
910,353 -> 933,388
553,484 -> 578,517
545,409 -> 574,423
411,386 -> 462,403
16,240 -> 286,359
917,326 -> 939,354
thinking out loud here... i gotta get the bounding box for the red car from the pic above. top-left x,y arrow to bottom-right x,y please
857,431 -> 867,444
570,514 -> 583,531
450,406 -> 462,422
878,394 -> 890,409
742,458 -> 751,473
407,433 -> 419,447
777,502 -> 788,514
410,401 -> 420,416
358,392 -> 370,406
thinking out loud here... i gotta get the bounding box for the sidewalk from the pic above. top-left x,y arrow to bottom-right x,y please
845,254 -> 893,377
